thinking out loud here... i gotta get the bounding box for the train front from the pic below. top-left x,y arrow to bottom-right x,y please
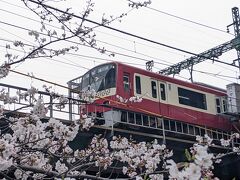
68,62 -> 118,123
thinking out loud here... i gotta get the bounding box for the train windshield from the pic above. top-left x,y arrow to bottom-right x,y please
81,64 -> 116,92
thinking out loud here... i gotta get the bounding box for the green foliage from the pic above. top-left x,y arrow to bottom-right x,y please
185,149 -> 192,161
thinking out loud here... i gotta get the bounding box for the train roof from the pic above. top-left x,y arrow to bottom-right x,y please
113,61 -> 227,96
68,61 -> 227,96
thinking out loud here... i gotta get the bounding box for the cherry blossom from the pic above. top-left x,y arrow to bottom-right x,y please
31,98 -> 48,118
0,0 -> 239,179
0,64 -> 10,79
116,94 -> 143,103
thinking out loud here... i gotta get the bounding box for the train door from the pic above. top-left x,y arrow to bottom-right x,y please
158,81 -> 168,116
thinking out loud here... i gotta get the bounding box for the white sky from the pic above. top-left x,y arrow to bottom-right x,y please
0,0 -> 239,94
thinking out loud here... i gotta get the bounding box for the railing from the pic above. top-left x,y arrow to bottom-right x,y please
0,83 -> 83,121
115,110 -> 234,143
1,83 -> 239,146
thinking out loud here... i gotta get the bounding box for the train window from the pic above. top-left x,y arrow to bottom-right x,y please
170,120 -> 176,131
157,118 -> 162,128
223,133 -> 228,140
182,123 -> 188,134
218,131 -> 223,139
105,68 -> 116,89
143,115 -> 149,126
136,114 -> 142,125
176,122 -> 182,133
222,98 -> 227,112
150,117 -> 156,128
121,111 -> 127,122
212,131 -> 217,139
128,112 -> 135,124
164,119 -> 170,130
200,128 -> 206,136
206,130 -> 213,138
135,76 -> 141,94
160,83 -> 166,101
178,87 -> 207,110
195,127 -> 200,136
216,98 -> 221,113
123,74 -> 130,92
151,81 -> 157,98
188,125 -> 194,135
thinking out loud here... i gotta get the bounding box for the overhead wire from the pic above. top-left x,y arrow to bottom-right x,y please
0,7 -> 173,66
25,0 -> 240,77
193,69 -> 237,83
1,0 -> 234,72
0,0 -> 233,58
25,0 -> 216,58
0,20 -> 171,68
145,6 -> 234,36
0,42 -> 90,72
0,0 -> 188,61
0,37 -> 146,69
0,16 -> 237,83
1,0 -> 238,84
0,0 -> 29,10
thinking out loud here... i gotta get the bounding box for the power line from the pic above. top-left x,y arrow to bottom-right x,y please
26,0 -> 209,58
194,69 -> 238,80
1,38 -> 237,87
0,0 -> 29,10
193,69 -> 237,83
27,0 -> 239,73
0,6 -> 186,63
0,37 -> 146,70
0,15 -> 237,84
96,39 -> 172,66
0,19 -> 237,82
0,7 -> 174,66
0,20 -> 171,67
0,41 -> 89,71
0,0 -> 237,84
145,6 -> 234,36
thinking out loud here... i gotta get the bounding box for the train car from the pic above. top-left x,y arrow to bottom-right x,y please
68,61 -> 238,140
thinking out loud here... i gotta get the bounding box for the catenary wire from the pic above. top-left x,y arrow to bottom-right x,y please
0,0 -> 232,57
0,38 -> 146,69
0,5 -> 187,59
145,6 -> 234,36
0,20 -> 171,67
26,0 -> 219,59
1,0 -> 237,75
1,2 -> 235,71
0,21 -> 238,83
0,2 -> 238,82
1,40 -> 237,88
0,7 -> 174,66
26,0 -> 240,73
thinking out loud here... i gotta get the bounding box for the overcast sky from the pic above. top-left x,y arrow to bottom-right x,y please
0,0 -> 239,93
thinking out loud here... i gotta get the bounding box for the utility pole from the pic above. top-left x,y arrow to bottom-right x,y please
227,7 -> 240,69
159,7 -> 240,76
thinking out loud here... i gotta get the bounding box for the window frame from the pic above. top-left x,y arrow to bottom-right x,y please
135,75 -> 141,94
151,81 -> 157,98
160,83 -> 166,101
216,98 -> 221,113
178,87 -> 207,110
123,73 -> 130,92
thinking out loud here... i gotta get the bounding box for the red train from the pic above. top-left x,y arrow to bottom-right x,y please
69,61 -> 238,139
